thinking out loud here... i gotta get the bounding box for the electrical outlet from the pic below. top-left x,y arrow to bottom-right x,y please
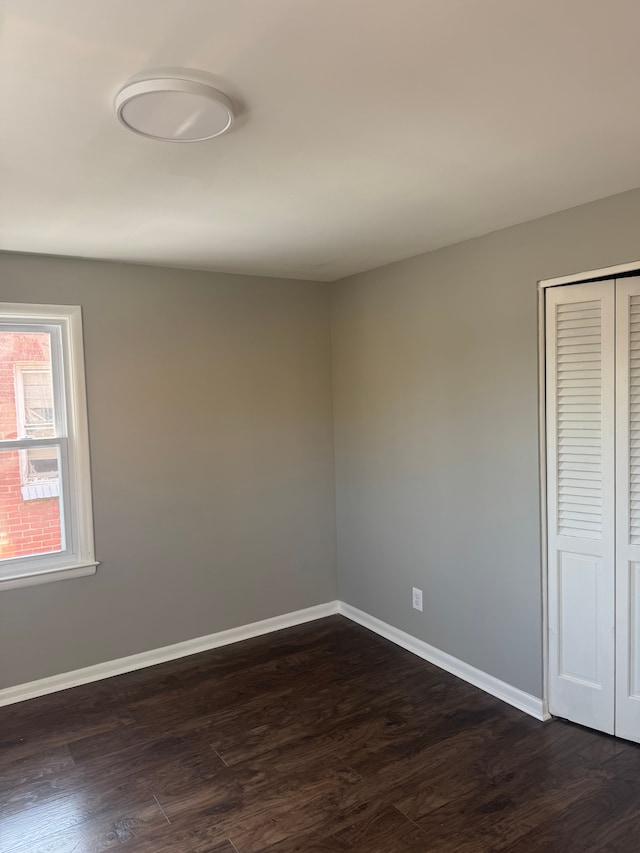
412,586 -> 423,612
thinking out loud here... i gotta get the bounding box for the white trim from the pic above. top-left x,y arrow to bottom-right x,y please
539,260 -> 640,289
0,601 -> 339,707
0,561 -> 98,592
537,286 -> 550,721
339,603 -> 549,721
64,305 -> 95,569
0,599 -> 549,721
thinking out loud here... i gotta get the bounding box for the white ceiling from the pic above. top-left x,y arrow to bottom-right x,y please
2,0 -> 640,282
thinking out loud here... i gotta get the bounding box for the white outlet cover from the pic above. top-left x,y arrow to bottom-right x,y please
412,587 -> 423,611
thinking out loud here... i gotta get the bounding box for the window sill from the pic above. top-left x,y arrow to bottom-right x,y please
0,561 -> 99,591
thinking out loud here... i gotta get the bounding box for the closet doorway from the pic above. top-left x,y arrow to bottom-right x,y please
544,268 -> 640,741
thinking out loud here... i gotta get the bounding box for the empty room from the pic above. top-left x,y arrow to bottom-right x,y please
3,1 -> 640,851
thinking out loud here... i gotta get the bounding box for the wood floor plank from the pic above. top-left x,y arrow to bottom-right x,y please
155,753 -> 363,851
2,793 -> 167,853
510,747 -> 640,853
323,805 -> 431,853
0,704 -> 135,765
261,804 -> 430,853
0,744 -> 76,793
2,616 -> 640,852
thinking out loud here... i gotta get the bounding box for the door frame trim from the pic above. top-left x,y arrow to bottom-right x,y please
538,260 -> 640,723
537,284 -> 550,719
539,260 -> 640,289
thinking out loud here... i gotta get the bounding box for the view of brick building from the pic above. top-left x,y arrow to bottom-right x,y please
0,331 -> 62,560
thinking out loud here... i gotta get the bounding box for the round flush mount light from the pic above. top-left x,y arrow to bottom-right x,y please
115,77 -> 234,142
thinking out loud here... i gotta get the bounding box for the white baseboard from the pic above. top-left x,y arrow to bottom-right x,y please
0,601 -> 340,708
0,598 -> 549,722
339,602 -> 549,722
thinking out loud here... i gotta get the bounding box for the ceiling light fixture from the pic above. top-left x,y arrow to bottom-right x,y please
115,76 -> 234,142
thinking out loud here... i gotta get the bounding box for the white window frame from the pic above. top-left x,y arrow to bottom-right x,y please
0,303 -> 97,590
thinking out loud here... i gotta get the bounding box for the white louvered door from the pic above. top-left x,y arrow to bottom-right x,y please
546,280 -> 616,734
615,277 -> 640,742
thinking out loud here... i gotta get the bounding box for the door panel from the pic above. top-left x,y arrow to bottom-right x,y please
557,550 -> 601,686
615,277 -> 640,743
547,280 -> 615,734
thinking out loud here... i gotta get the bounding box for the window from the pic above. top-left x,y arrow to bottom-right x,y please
0,304 -> 96,589
15,363 -> 60,499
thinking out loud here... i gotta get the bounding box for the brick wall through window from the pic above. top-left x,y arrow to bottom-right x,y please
0,332 -> 62,560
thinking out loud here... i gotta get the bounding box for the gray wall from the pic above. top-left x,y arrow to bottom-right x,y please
0,252 -> 337,688
331,187 -> 640,699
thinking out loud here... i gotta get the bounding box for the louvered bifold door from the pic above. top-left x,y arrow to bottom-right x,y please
546,280 -> 615,734
616,276 -> 640,743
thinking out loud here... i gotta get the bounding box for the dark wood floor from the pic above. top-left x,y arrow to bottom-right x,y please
2,616 -> 640,852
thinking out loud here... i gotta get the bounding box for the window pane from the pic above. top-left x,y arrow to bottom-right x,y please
21,369 -> 55,438
0,447 -> 63,560
0,332 -> 54,441
25,446 -> 59,481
